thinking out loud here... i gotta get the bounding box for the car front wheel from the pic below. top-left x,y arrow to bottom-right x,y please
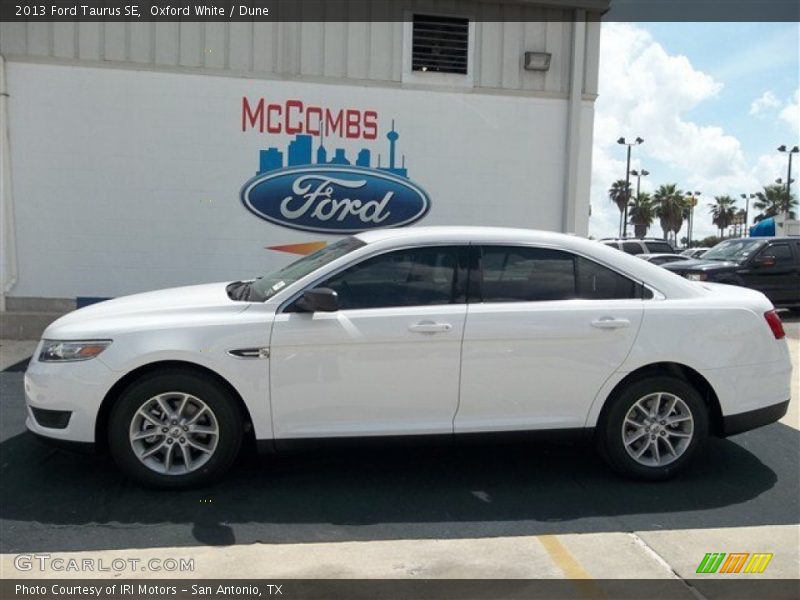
599,376 -> 708,481
108,369 -> 243,489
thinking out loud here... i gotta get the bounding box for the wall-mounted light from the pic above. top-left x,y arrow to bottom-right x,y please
523,52 -> 551,71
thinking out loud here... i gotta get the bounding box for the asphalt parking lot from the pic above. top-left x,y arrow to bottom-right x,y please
0,318 -> 798,584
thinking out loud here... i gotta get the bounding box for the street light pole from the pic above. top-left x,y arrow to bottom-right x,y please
630,168 -> 649,201
778,145 -> 799,200
740,193 -> 755,237
685,191 -> 700,246
629,168 -> 649,237
624,145 -> 632,237
617,136 -> 644,238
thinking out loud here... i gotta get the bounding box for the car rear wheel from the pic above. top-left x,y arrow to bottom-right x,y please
598,375 -> 708,480
108,369 -> 243,489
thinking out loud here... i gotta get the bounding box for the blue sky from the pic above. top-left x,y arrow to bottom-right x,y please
590,22 -> 800,240
644,22 -> 799,162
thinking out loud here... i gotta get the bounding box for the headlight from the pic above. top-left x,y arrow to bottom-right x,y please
39,340 -> 112,362
685,273 -> 707,281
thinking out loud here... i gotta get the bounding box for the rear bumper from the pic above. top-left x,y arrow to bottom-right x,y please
722,399 -> 790,437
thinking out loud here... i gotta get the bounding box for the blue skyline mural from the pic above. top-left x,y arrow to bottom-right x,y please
257,121 -> 409,178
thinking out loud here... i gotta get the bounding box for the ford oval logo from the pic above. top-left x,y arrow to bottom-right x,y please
241,166 -> 430,234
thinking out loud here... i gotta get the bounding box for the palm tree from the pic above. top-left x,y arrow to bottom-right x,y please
753,184 -> 797,222
608,180 -> 631,237
628,191 -> 654,238
653,184 -> 686,242
709,195 -> 737,238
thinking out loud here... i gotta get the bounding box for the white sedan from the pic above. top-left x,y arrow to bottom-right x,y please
25,227 -> 792,488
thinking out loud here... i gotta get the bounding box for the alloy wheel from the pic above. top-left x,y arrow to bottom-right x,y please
621,392 -> 694,467
129,392 -> 219,475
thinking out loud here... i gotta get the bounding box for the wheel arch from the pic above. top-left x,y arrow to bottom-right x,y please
596,362 -> 724,436
95,360 -> 255,452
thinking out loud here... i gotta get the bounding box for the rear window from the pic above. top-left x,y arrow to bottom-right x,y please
645,241 -> 674,254
622,242 -> 644,255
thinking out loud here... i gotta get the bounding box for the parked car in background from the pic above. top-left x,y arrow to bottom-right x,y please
601,238 -> 676,255
663,237 -> 800,308
25,227 -> 791,488
681,248 -> 709,259
638,254 -> 692,266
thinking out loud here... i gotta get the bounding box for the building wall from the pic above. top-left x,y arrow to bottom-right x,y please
1,4 -> 603,301
0,7 -> 598,96
6,61 -> 598,298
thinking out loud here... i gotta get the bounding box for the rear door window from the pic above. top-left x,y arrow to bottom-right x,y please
575,257 -> 642,299
477,246 -> 644,302
480,247 -> 576,302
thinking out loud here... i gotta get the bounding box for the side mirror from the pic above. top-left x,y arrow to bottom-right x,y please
754,256 -> 776,268
295,287 -> 340,312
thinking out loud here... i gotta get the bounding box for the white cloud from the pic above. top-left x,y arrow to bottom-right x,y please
779,89 -> 799,135
749,91 -> 781,115
589,23 -> 788,241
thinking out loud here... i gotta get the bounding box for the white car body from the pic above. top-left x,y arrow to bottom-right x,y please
25,227 -> 792,483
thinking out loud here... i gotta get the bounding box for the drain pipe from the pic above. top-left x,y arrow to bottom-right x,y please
0,53 -> 18,312
562,10 -> 587,235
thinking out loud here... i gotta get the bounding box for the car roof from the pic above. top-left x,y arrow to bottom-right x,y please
599,237 -> 668,242
355,225 -> 575,246
640,253 -> 684,258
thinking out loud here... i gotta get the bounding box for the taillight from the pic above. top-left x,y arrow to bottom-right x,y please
764,310 -> 785,340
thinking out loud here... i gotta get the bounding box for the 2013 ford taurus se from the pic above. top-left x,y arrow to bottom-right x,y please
25,227 -> 792,488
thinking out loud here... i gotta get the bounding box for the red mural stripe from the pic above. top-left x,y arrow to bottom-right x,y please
266,241 -> 328,255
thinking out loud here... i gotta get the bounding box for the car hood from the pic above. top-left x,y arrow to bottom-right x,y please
42,282 -> 249,338
663,259 -> 738,271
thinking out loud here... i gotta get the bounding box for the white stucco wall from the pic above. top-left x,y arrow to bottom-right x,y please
6,61 -> 592,299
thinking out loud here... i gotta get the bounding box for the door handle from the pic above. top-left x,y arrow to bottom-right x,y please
409,321 -> 453,334
591,317 -> 630,330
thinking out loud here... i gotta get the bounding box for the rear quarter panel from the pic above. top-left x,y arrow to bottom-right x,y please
585,289 -> 792,425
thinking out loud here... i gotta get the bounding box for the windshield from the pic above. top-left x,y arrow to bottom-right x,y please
702,239 -> 764,262
242,237 -> 365,302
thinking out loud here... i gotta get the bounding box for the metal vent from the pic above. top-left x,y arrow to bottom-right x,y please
412,14 -> 469,75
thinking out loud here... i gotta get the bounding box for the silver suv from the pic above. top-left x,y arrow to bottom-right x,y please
601,238 -> 675,255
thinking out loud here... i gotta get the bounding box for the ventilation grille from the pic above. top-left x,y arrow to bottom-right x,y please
412,15 -> 469,75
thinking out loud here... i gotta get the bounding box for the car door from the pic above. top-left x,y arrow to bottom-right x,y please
269,245 -> 468,439
739,242 -> 796,305
792,241 -> 800,304
455,245 -> 645,432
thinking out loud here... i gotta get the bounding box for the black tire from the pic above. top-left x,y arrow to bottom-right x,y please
108,369 -> 243,489
598,375 -> 708,481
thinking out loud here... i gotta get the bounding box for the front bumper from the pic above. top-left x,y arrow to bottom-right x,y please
30,431 -> 96,453
722,399 -> 790,437
24,347 -> 116,444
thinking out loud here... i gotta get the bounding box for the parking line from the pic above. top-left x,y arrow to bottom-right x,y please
537,535 -> 606,598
